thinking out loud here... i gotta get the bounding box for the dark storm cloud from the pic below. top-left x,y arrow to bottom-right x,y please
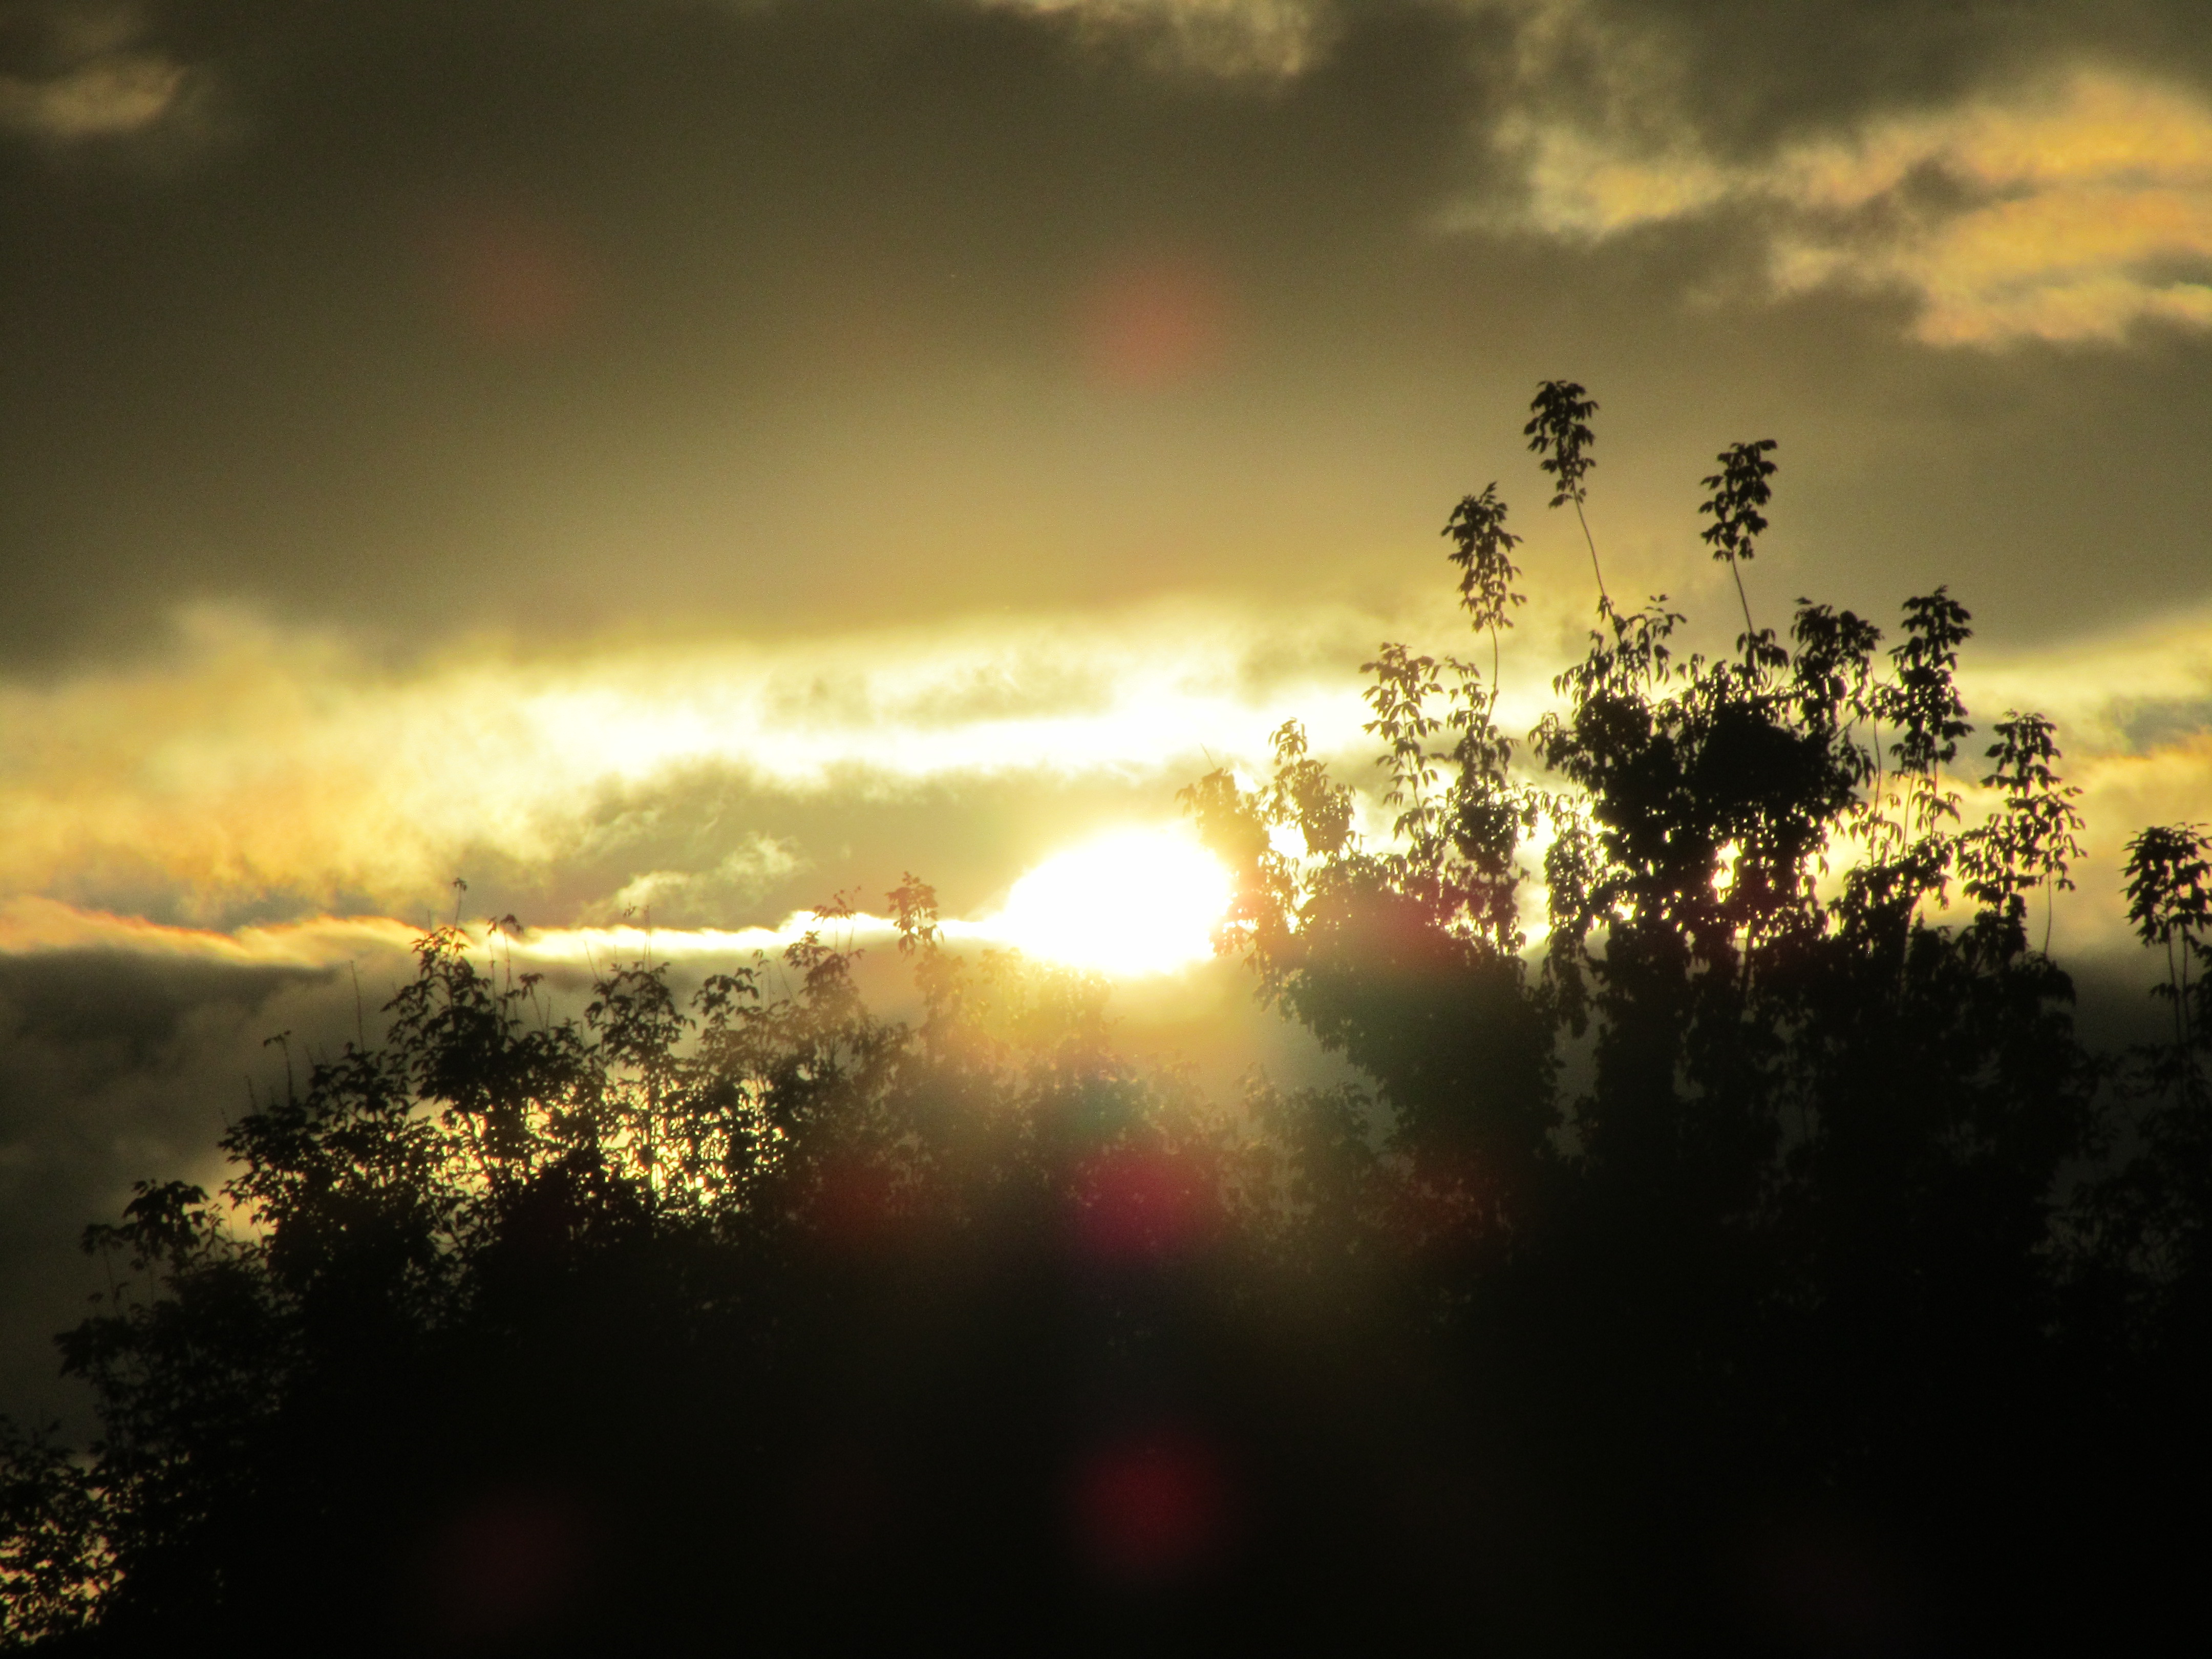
0,0 -> 2206,670
0,951 -> 330,1430
0,0 -> 1494,662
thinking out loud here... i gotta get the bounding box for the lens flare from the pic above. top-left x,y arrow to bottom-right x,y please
988,826 -> 1231,976
1076,250 -> 1230,389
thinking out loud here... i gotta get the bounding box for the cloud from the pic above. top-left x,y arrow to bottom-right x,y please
0,600 -> 1387,926
1489,63 -> 2212,346
982,0 -> 1333,79
1772,70 -> 2212,345
0,898 -> 421,968
1950,603 -> 2212,949
0,588 -> 2203,964
595,835 -> 804,927
0,4 -> 202,146
1963,601 -> 2212,751
1,579 -> 2204,949
0,946 -> 324,1431
0,889 -> 1183,979
0,50 -> 183,137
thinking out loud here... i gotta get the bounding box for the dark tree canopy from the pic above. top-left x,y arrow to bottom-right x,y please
7,389 -> 2210,1655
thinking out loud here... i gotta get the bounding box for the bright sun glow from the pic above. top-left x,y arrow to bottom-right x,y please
987,826 -> 1233,976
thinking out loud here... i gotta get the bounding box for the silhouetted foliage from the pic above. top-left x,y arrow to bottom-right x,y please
1524,378 -> 1607,605
2094,824 -> 2212,1360
7,386 -> 2209,1653
1700,437 -> 1778,641
0,1421 -> 113,1646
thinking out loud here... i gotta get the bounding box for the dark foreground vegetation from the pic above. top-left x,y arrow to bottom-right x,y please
7,388 -> 2211,1654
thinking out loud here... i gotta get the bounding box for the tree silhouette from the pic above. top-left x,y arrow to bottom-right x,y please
6,387 -> 2208,1653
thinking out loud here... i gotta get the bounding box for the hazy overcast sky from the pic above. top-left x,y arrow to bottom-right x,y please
5,0 -> 2211,1419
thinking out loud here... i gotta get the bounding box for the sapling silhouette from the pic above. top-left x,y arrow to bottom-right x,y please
1698,437 -> 1777,647
2101,825 -> 2212,1309
1959,711 -> 2086,954
2125,823 -> 2211,1079
1441,481 -> 1523,686
1876,588 -> 1973,844
1523,379 -> 1607,608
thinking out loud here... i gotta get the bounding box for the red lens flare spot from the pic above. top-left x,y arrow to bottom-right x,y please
422,1485 -> 592,1643
427,204 -> 597,348
1072,1147 -> 1215,1263
809,1155 -> 897,1246
808,1154 -> 938,1252
1070,1429 -> 1230,1584
1075,251 -> 1231,390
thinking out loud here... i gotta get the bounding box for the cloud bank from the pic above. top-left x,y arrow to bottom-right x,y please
0,587 -> 2204,960
1496,64 -> 2212,345
0,598 -> 1394,926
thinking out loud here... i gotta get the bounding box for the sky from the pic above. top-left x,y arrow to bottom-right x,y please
4,0 -> 2212,1421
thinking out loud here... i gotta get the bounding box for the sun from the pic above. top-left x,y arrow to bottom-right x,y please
987,825 -> 1233,976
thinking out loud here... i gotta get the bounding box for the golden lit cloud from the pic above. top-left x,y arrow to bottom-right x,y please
1493,65 -> 2212,346
1,583 -> 2204,968
0,896 -> 423,968
0,820 -> 1234,983
597,836 -> 805,927
1963,605 -> 2212,751
0,602 -> 1379,922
